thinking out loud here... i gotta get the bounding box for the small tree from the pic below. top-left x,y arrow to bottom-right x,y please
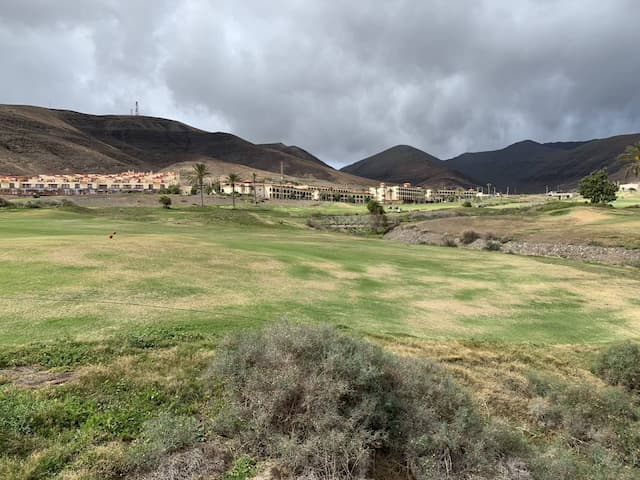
366,199 -> 385,215
578,168 -> 617,205
227,173 -> 241,209
159,195 -> 172,208
367,199 -> 388,233
617,142 -> 640,180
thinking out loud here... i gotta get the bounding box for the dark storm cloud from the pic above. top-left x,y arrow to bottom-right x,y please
1,0 -> 639,165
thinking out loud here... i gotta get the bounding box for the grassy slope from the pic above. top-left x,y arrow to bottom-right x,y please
1,203 -> 640,479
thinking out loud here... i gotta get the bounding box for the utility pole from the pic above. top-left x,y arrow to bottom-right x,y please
280,161 -> 284,184
135,101 -> 139,116
506,186 -> 510,196
252,172 -> 257,204
487,183 -> 492,197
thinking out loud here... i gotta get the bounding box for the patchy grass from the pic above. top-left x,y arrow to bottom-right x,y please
1,206 -> 639,345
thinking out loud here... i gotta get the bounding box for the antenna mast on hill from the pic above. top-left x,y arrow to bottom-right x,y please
280,161 -> 284,183
135,101 -> 139,116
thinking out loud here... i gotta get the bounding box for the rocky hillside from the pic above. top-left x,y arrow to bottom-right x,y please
447,135 -> 640,192
340,145 -> 477,188
0,105 -> 371,185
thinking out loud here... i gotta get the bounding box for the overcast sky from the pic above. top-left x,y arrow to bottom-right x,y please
1,0 -> 639,166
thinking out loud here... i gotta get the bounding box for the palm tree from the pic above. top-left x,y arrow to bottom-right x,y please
618,142 -> 640,180
228,173 -> 240,209
189,163 -> 210,207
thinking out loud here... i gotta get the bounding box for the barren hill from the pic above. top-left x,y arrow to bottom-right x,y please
0,105 -> 371,185
340,145 -> 478,188
447,135 -> 640,192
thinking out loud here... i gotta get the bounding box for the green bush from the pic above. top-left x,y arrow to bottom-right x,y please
210,323 -> 526,479
460,230 -> 481,244
484,240 -> 502,251
593,342 -> 640,392
462,200 -> 473,208
0,197 -> 13,208
159,184 -> 181,195
127,412 -> 201,467
442,235 -> 458,247
158,195 -> 172,208
223,455 -> 256,480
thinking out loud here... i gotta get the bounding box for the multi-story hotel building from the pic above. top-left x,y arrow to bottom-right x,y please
220,180 -> 372,203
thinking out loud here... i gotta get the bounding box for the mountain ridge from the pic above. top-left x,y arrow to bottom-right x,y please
446,134 -> 640,192
0,104 -> 372,186
340,145 -> 478,188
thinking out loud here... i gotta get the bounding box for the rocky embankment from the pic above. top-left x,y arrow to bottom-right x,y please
307,214 -> 398,234
385,225 -> 640,267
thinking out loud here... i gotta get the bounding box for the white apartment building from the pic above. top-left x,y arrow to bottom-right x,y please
369,183 -> 483,204
369,183 -> 427,203
0,171 -> 180,195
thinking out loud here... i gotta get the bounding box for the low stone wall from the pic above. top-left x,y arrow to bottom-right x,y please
307,214 -> 398,234
502,241 -> 640,267
384,225 -> 640,267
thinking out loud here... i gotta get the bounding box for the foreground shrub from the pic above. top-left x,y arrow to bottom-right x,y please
0,197 -> 13,208
593,342 -> 640,392
211,323 -> 525,479
460,230 -> 481,244
462,200 -> 473,208
525,370 -> 640,469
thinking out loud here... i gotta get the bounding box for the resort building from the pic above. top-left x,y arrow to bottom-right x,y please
369,183 -> 483,204
218,180 -> 372,203
369,183 -> 427,203
546,191 -> 575,200
0,171 -> 180,195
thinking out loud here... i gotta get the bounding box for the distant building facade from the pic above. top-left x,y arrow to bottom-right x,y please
369,183 -> 483,204
0,171 -> 180,195
219,179 -> 372,203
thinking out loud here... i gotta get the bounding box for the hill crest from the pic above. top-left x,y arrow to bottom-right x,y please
341,145 -> 477,188
0,105 -> 372,186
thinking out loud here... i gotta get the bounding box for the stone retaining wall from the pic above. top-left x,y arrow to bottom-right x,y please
307,214 -> 398,234
384,225 -> 640,267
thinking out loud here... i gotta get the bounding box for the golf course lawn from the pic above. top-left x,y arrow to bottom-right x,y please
2,205 -> 639,346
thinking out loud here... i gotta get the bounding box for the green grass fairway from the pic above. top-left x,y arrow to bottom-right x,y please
2,206 -> 639,346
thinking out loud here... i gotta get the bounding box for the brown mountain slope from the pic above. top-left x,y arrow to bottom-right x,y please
447,135 -> 640,192
0,105 -> 371,186
340,145 -> 478,188
258,143 -> 332,169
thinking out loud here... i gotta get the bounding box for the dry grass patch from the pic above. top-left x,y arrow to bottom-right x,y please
0,366 -> 77,388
